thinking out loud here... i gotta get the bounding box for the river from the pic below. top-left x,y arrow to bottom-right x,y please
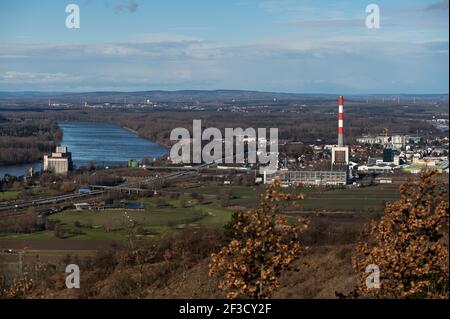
0,121 -> 168,178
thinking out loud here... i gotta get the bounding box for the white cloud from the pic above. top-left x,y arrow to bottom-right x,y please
84,44 -> 141,57
0,33 -> 447,93
130,32 -> 202,43
0,71 -> 80,84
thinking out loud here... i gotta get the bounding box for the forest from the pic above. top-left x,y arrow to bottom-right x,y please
0,118 -> 62,165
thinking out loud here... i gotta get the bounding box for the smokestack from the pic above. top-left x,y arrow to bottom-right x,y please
338,96 -> 344,147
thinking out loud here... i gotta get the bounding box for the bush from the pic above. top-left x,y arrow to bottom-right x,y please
351,171 -> 449,298
210,181 -> 306,299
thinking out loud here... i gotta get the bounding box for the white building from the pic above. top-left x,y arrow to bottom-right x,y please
331,146 -> 350,166
43,146 -> 73,175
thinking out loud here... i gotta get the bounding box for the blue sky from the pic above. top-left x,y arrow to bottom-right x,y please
0,0 -> 448,93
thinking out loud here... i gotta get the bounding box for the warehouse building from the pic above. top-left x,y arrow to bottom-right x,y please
278,170 -> 348,186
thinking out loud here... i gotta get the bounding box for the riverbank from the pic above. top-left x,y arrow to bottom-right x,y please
0,121 -> 167,177
122,126 -> 139,134
121,124 -> 171,148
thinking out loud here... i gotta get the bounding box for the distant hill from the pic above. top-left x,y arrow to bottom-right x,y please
0,90 -> 334,102
0,90 -> 447,104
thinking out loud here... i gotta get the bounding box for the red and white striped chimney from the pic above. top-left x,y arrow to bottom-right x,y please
338,96 -> 344,147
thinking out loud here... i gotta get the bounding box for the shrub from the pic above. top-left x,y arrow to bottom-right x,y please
351,170 -> 449,298
210,180 -> 307,299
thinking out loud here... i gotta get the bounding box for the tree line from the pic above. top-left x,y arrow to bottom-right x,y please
0,118 -> 62,165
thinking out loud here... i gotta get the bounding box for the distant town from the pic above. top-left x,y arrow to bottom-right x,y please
0,91 -> 448,299
1,91 -> 448,213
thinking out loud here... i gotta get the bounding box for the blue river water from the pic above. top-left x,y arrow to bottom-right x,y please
0,121 -> 168,178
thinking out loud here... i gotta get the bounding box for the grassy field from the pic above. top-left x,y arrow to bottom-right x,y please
189,184 -> 400,211
189,185 -> 261,206
0,195 -> 232,240
0,184 -> 401,241
288,185 -> 400,211
0,187 -> 57,203
0,191 -> 19,202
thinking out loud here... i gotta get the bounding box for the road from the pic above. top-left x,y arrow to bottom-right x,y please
0,190 -> 105,212
0,154 -> 246,213
0,167 -> 203,213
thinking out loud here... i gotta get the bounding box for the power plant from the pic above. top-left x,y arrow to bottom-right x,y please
338,95 -> 344,147
272,96 -> 350,186
331,96 -> 350,169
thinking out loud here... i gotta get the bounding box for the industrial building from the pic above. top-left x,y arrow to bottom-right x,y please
357,165 -> 394,174
383,147 -> 395,163
356,136 -> 383,145
356,134 -> 410,150
43,146 -> 73,175
331,96 -> 350,170
278,170 -> 347,186
265,96 -> 349,186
